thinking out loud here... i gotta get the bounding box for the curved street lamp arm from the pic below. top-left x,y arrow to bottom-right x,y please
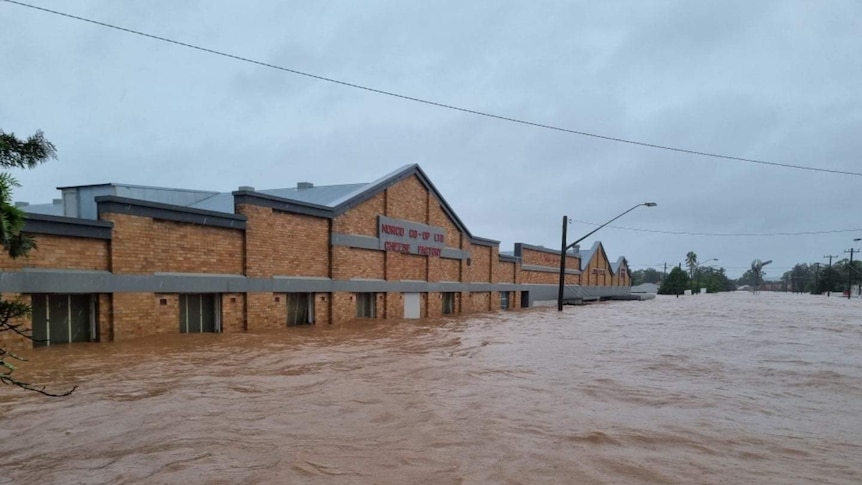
566,203 -> 647,251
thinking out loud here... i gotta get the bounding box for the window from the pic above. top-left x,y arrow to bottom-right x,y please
442,292 -> 455,315
287,293 -> 314,326
500,291 -> 510,310
356,293 -> 377,318
179,294 -> 219,333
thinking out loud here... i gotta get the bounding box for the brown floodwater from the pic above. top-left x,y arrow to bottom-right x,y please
1,292 -> 860,484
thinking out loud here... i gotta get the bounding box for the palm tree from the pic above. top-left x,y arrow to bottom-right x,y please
685,251 -> 698,280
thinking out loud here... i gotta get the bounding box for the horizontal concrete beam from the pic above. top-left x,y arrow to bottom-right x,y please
0,270 -> 525,295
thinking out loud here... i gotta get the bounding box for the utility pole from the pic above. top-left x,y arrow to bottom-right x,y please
846,247 -> 859,300
824,254 -> 838,267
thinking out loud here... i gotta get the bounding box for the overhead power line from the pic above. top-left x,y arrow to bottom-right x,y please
5,0 -> 862,178
568,219 -> 862,237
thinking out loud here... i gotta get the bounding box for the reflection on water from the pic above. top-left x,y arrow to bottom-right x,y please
1,292 -> 860,484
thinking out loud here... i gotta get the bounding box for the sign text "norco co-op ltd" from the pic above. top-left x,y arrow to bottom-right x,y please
378,216 -> 446,257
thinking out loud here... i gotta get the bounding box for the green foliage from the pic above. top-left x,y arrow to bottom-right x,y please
781,263 -> 817,293
815,265 -> 842,293
0,173 -> 36,258
658,266 -> 689,295
685,251 -> 697,279
693,266 -> 734,293
1,129 -> 72,396
0,130 -> 57,169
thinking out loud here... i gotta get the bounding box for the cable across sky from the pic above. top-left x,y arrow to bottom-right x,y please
568,219 -> 862,237
4,0 -> 862,178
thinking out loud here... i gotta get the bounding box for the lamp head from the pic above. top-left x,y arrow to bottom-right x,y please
643,202 -> 657,207
854,238 -> 861,242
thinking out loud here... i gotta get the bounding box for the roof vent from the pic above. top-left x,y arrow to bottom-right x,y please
14,201 -> 29,207
238,185 -> 255,192
297,182 -> 314,190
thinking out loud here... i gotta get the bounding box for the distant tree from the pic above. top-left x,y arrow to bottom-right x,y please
816,265 -> 842,294
631,267 -> 662,286
685,251 -> 698,280
694,266 -> 734,293
0,129 -> 74,396
837,258 -> 862,295
658,266 -> 689,295
783,264 -> 814,293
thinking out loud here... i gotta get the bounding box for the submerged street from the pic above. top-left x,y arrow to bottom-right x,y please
1,292 -> 860,484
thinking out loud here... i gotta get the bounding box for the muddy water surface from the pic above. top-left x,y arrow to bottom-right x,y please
1,292 -> 861,484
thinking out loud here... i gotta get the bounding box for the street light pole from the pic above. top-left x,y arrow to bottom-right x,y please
558,202 -> 657,311
557,215 -> 569,311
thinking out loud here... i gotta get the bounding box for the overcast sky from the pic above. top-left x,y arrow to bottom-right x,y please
2,1 -> 860,278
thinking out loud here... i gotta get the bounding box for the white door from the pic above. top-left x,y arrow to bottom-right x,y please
404,293 -> 420,319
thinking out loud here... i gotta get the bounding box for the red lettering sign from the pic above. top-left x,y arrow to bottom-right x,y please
381,224 -> 405,236
384,241 -> 411,253
418,246 -> 442,257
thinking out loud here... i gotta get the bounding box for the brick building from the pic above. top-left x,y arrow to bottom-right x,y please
0,165 -> 631,348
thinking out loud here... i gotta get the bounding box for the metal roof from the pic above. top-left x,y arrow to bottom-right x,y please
24,164 -> 501,247
260,183 -> 367,207
21,202 -> 63,217
184,183 -> 369,213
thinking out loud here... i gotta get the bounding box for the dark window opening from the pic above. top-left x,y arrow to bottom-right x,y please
287,293 -> 314,326
356,293 -> 377,318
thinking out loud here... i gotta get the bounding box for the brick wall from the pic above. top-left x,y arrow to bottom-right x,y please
428,197 -> 461,248
584,249 -> 611,286
385,292 -> 403,319
0,234 -> 108,271
113,293 -> 163,340
101,213 -> 243,274
495,260 -> 517,284
331,292 -> 354,324
151,220 -> 244,274
314,293 -> 330,325
333,192 -> 385,236
236,204 -> 328,278
490,291 -> 501,310
386,175 -> 428,222
427,255 -> 460,282
427,292 -> 442,318
468,292 -> 491,313
98,294 -> 113,342
611,261 -> 630,286
521,247 -> 580,271
518,247 -> 581,285
332,247 -> 385,280
520,269 -> 580,285
246,293 -> 284,331
221,293 -> 245,332
332,175 -> 478,288
444,258 -> 462,281
386,252 -> 426,281
469,245 -> 492,283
